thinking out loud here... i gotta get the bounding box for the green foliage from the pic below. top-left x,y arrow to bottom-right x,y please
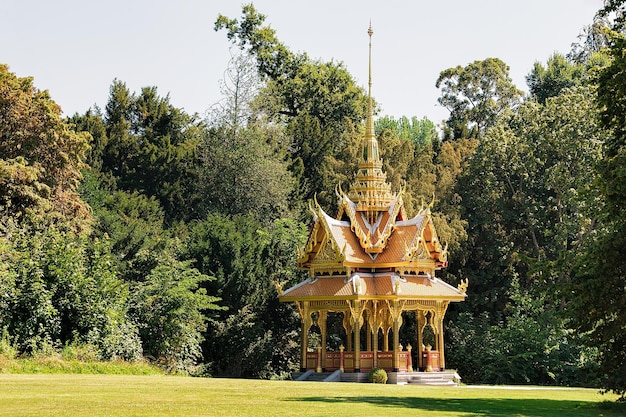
568,15 -> 615,63
184,213 -> 306,377
568,221 -> 626,397
79,170 -> 167,283
196,124 -> 295,222
0,328 -> 18,359
599,0 -> 626,32
454,86 -> 604,316
0,221 -> 142,360
131,261 -> 222,372
446,85 -> 607,390
215,4 -> 368,211
0,157 -> 51,220
566,31 -> 626,399
204,305 -> 274,378
526,53 -> 586,104
597,34 -> 626,219
215,5 -> 367,127
436,58 -> 523,140
0,64 -> 90,225
368,367 -> 388,384
75,80 -> 203,223
375,115 -> 437,148
447,288 -> 600,386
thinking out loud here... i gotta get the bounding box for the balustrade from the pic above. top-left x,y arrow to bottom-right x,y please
308,348 -> 414,373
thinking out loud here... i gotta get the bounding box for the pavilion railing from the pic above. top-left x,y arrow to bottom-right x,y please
306,348 -> 415,373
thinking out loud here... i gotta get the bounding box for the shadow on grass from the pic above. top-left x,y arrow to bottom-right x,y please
286,395 -> 624,417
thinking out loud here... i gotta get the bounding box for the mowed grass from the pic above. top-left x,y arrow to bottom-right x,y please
0,374 -> 623,417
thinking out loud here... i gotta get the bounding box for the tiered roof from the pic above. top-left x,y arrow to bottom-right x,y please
279,24 -> 466,304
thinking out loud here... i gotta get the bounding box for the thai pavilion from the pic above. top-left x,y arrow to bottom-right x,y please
278,25 -> 468,384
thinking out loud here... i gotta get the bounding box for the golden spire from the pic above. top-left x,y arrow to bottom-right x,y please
348,23 -> 395,224
366,22 -> 375,145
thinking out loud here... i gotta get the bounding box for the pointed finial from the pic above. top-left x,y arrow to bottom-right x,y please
365,21 -> 375,148
367,21 -> 373,99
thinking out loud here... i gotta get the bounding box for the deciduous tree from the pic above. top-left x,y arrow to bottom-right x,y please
436,58 -> 523,140
0,65 -> 90,224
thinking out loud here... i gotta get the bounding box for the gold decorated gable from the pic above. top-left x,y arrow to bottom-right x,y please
297,200 -> 448,273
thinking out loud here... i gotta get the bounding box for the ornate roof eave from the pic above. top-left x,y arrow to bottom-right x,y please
400,208 -> 448,265
279,294 -> 466,303
298,199 -> 348,272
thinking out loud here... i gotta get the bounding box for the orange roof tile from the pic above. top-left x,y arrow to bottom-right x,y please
279,272 -> 465,301
321,211 -> 426,267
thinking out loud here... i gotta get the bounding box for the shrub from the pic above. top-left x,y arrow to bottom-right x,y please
368,367 -> 388,384
0,328 -> 18,359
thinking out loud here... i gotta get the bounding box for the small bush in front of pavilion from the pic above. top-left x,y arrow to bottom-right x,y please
368,367 -> 388,384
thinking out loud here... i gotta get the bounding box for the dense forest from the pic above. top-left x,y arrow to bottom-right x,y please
1,2 -> 624,398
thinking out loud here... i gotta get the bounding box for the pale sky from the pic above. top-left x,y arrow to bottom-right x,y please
1,0 -> 603,125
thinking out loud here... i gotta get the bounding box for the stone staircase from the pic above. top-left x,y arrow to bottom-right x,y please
404,372 -> 461,386
294,370 -> 342,382
292,370 -> 460,386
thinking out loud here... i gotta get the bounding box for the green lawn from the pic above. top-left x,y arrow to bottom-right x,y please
0,374 -> 622,417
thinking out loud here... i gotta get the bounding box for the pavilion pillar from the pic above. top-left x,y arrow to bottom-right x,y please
392,316 -> 401,371
369,302 -> 379,368
298,301 -> 312,372
319,311 -> 328,371
350,300 -> 364,373
354,317 -> 362,372
379,308 -> 391,352
365,315 -> 372,352
416,310 -> 427,369
389,300 -> 403,372
435,301 -> 449,370
383,327 -> 389,352
372,327 -> 379,368
342,310 -> 352,352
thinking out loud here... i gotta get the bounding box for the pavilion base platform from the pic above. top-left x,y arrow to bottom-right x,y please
292,371 -> 461,386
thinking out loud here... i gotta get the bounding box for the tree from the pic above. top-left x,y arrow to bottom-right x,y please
568,31 -> 626,399
78,80 -> 204,223
215,4 -> 369,210
526,53 -> 586,104
208,49 -> 262,131
436,58 -> 523,140
79,171 -> 168,283
0,64 -> 90,225
599,0 -> 626,32
201,47 -> 296,222
461,85 -> 603,307
568,15 -> 615,63
597,35 -> 626,216
131,260 -> 222,372
447,85 -> 607,384
196,124 -> 295,223
375,115 -> 438,148
215,4 -> 367,128
0,222 -> 142,360
183,213 -> 307,377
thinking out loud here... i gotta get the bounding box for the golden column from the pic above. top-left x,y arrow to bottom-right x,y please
416,310 -> 427,369
319,311 -> 328,371
299,301 -> 312,371
435,301 -> 449,370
